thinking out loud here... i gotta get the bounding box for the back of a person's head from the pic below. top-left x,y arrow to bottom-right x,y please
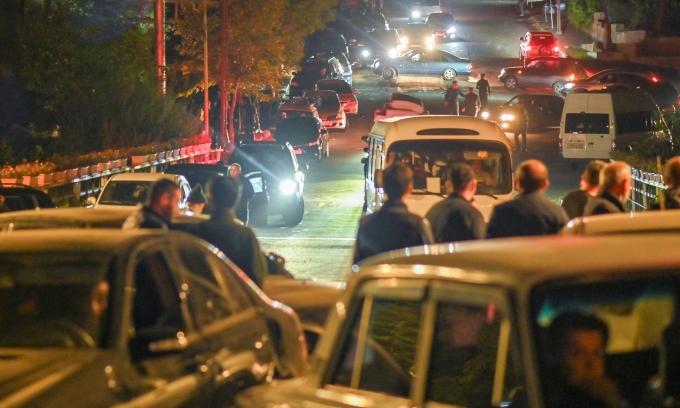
208,176 -> 240,210
583,160 -> 607,188
516,159 -> 548,193
600,161 -> 631,192
448,163 -> 475,191
665,156 -> 680,187
383,162 -> 413,200
148,179 -> 179,206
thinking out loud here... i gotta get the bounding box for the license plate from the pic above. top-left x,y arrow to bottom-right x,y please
294,148 -> 302,154
566,142 -> 584,149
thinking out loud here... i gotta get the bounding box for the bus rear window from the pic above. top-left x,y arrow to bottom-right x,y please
565,113 -> 610,134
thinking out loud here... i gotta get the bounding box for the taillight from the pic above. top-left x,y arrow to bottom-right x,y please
569,74 -> 575,80
308,140 -> 319,146
554,46 -> 559,52
652,76 -> 659,82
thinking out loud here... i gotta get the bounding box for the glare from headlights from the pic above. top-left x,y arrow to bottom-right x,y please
481,111 -> 489,119
412,11 -> 420,17
447,27 -> 456,33
500,114 -> 515,121
279,180 -> 297,195
362,50 -> 370,57
565,83 -> 574,89
426,44 -> 433,50
396,44 -> 405,51
425,37 -> 434,44
388,49 -> 398,57
400,37 -> 408,44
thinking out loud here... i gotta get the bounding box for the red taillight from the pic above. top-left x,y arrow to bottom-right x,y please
554,46 -> 559,52
569,74 -> 575,80
652,76 -> 659,82
308,140 -> 319,146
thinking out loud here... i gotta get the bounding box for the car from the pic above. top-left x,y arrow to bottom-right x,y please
236,233 -> 680,408
316,79 -> 359,115
164,162 -> 230,188
0,183 -> 56,212
91,172 -> 192,210
0,229 -> 307,407
273,97 -> 320,132
303,28 -> 348,58
498,57 -> 586,94
519,31 -> 561,63
562,68 -> 680,111
408,0 -> 441,22
228,142 -> 306,226
561,209 -> 680,235
376,49 -> 472,81
481,93 -> 565,130
426,12 -> 456,41
355,28 -> 403,68
305,90 -> 347,130
288,57 -> 345,98
399,23 -> 435,51
273,117 -> 329,166
317,52 -> 353,86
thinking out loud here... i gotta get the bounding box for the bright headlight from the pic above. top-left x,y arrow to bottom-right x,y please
447,27 -> 456,33
396,44 -> 405,51
362,50 -> 370,57
279,180 -> 297,195
500,114 -> 515,121
412,11 -> 420,17
388,49 -> 398,57
565,83 -> 574,89
481,111 -> 489,119
400,37 -> 408,44
425,37 -> 434,44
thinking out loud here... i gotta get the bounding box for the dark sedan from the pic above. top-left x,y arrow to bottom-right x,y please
498,56 -> 586,94
273,116 -> 329,165
0,229 -> 307,407
482,93 -> 565,130
0,184 -> 56,212
375,48 -> 472,80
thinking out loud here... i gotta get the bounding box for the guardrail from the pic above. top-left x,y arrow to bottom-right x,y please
628,167 -> 666,212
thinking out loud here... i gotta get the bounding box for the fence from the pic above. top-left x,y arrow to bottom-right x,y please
628,167 -> 666,212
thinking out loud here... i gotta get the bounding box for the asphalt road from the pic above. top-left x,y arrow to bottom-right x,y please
253,0 -> 583,281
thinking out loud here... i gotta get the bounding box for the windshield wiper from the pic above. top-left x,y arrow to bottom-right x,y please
476,192 -> 498,200
412,189 -> 446,196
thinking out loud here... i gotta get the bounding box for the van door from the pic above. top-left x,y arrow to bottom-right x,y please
368,138 -> 385,213
562,112 -> 612,159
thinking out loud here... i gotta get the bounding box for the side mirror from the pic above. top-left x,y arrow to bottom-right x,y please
361,135 -> 369,143
86,196 -> 97,207
374,169 -> 384,188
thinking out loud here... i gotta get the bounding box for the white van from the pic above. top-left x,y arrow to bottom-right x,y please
560,88 -> 670,161
362,116 -> 514,220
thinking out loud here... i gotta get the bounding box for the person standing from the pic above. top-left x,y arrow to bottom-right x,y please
189,177 -> 268,286
476,73 -> 492,111
650,156 -> 680,210
426,163 -> 486,243
353,162 -> 434,264
583,161 -> 631,216
229,163 -> 255,224
123,179 -> 180,230
518,0 -> 526,16
514,99 -> 529,152
461,87 -> 481,117
444,81 -> 463,115
561,160 -> 607,219
186,184 -> 207,215
486,160 -> 568,238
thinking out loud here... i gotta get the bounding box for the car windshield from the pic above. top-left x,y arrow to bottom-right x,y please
530,35 -> 555,44
0,253 -> 112,348
318,81 -> 352,94
98,181 -> 152,206
387,139 -> 513,195
532,273 -> 680,407
275,118 -> 320,146
228,146 -> 295,176
428,14 -> 454,25
311,94 -> 341,110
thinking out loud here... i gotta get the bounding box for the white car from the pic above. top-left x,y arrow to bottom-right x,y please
561,209 -> 680,235
91,172 -> 192,210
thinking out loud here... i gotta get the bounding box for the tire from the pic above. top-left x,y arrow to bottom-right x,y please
552,81 -> 566,95
504,76 -> 518,90
383,67 -> 397,80
442,68 -> 457,81
283,197 -> 304,226
248,204 -> 268,227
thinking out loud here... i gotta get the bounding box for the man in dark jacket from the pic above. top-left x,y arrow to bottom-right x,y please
650,156 -> 680,210
444,81 -> 463,115
583,161 -> 631,216
514,99 -> 529,152
460,87 -> 480,117
189,177 -> 267,286
353,162 -> 434,264
486,160 -> 568,238
476,73 -> 491,110
561,160 -> 606,219
123,178 -> 180,230
426,163 -> 485,243
229,163 -> 255,224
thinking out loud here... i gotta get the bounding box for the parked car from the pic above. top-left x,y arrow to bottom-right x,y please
317,52 -> 353,86
91,172 -> 192,210
303,28 -> 348,58
0,229 -> 307,407
164,163 -> 229,188
562,68 -> 680,111
228,142 -> 306,226
399,22 -> 435,50
0,183 -> 56,212
426,11 -> 457,41
408,0 -> 441,22
274,117 -> 329,166
272,97 -> 320,132
498,56 -> 586,94
236,233 -> 680,408
305,90 -> 347,130
355,28 -> 403,68
376,48 -> 472,81
519,31 -> 561,63
316,79 -> 359,115
481,93 -> 565,130
288,57 -> 345,98
561,210 -> 680,235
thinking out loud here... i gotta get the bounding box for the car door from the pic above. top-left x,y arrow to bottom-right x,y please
402,50 -> 426,75
518,60 -> 543,87
425,51 -> 445,76
121,243 -> 214,408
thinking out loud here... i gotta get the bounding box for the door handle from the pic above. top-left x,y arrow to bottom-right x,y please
588,142 -> 595,145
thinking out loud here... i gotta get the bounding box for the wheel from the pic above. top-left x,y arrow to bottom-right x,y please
442,68 -> 457,81
383,67 -> 397,80
248,203 -> 268,227
552,81 -> 566,95
504,76 -> 518,90
282,197 -> 304,226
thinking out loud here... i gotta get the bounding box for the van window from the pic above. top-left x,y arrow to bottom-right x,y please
565,113 -> 610,134
616,111 -> 659,134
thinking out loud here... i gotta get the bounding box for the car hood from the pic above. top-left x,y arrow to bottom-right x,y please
0,348 -> 103,406
262,277 -> 345,327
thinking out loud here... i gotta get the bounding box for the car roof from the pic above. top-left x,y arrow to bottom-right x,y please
0,207 -> 133,224
355,233 -> 680,289
562,211 -> 680,235
107,172 -> 179,182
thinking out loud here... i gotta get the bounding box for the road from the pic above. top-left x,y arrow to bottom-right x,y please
253,0 -> 582,281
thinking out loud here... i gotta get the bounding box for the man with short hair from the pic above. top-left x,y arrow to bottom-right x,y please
650,156 -> 680,210
188,177 -> 267,286
476,73 -> 491,111
123,178 -> 180,230
583,161 -> 631,216
426,163 -> 485,243
186,184 -> 207,215
486,159 -> 568,238
353,162 -> 434,264
561,160 -> 607,219
461,87 -> 480,117
229,163 -> 255,224
444,81 -> 463,115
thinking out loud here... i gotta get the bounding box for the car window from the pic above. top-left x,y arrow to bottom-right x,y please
206,254 -> 254,313
530,34 -> 555,45
426,52 -> 443,62
99,181 -> 152,206
565,113 -> 610,134
506,96 -> 521,107
410,52 -> 424,62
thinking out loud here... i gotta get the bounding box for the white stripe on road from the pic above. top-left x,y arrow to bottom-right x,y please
259,237 -> 356,241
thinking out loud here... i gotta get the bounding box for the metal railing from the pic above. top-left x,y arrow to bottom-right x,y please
628,167 -> 666,212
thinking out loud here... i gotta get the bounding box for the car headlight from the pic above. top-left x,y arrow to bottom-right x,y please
447,27 -> 456,33
388,49 -> 397,57
400,37 -> 408,44
279,180 -> 297,195
362,50 -> 370,57
500,114 -> 515,121
565,83 -> 574,89
481,111 -> 489,119
396,44 -> 405,51
426,37 -> 434,44
412,11 -> 420,17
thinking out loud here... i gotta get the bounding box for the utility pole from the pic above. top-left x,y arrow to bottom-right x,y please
202,0 -> 210,140
220,0 -> 230,150
556,0 -> 562,34
155,0 -> 166,94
